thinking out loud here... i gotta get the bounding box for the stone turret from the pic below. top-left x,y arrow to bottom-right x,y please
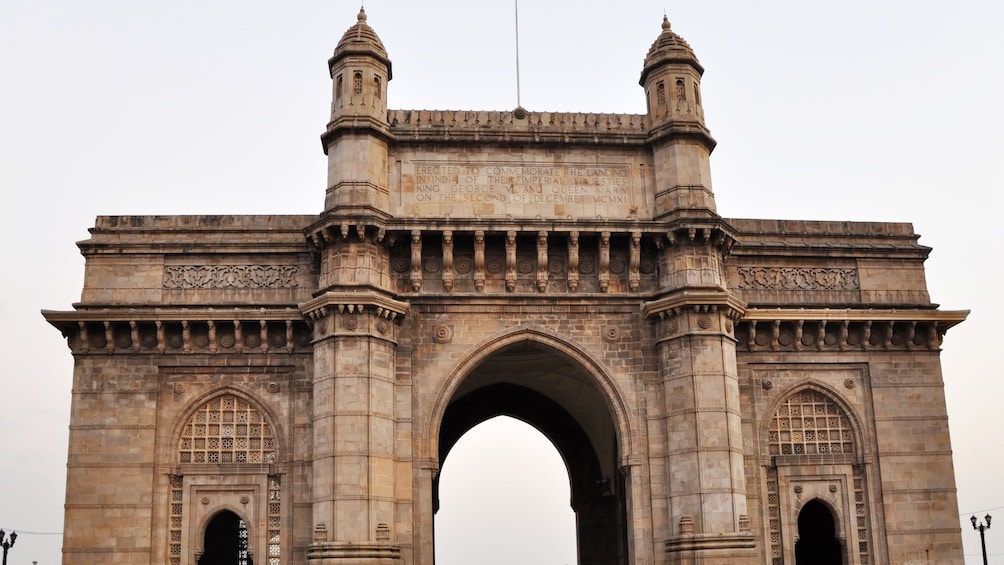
641,16 -> 717,220
321,7 -> 393,215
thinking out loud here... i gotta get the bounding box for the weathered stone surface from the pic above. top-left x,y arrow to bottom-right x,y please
43,9 -> 967,565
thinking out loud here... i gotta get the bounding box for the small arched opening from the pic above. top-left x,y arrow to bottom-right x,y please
199,510 -> 251,565
795,499 -> 842,565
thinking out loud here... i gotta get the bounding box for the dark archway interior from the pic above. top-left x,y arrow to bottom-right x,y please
795,499 -> 843,565
436,342 -> 627,565
199,510 -> 250,565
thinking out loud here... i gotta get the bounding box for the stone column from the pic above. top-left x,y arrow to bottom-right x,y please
644,225 -> 754,561
303,291 -> 408,565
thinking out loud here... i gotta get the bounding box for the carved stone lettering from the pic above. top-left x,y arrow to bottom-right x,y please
163,265 -> 299,289
736,267 -> 859,291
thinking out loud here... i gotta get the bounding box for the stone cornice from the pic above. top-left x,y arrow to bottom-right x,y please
743,307 -> 968,327
642,289 -> 748,321
299,291 -> 409,323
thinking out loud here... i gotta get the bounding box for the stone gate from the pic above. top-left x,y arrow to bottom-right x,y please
44,9 -> 967,565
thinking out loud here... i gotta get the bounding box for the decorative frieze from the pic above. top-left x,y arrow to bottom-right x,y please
736,267 -> 859,291
163,265 -> 299,289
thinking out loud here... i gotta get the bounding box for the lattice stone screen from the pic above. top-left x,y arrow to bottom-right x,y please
767,389 -> 854,456
179,394 -> 276,464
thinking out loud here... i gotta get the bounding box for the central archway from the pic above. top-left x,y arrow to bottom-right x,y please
200,510 -> 250,565
432,336 -> 631,564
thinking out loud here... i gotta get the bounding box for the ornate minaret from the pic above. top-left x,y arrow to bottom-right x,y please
640,16 -> 755,562
321,7 -> 393,215
640,16 -> 717,220
304,9 -> 408,564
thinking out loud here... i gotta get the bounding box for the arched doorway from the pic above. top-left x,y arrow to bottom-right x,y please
435,416 -> 576,564
795,499 -> 842,565
200,510 -> 251,565
434,340 -> 628,565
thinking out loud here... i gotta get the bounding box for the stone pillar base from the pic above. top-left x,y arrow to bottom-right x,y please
665,532 -> 758,565
307,542 -> 402,564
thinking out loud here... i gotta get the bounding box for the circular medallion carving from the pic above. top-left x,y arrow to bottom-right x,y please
667,320 -> 679,335
824,332 -> 838,346
116,334 -> 132,349
640,258 -> 656,275
141,332 -> 157,349
376,320 -> 389,334
801,333 -> 815,347
219,334 -> 235,348
778,330 -> 793,347
610,259 -> 626,275
844,378 -> 856,389
241,496 -> 250,504
392,258 -> 409,273
486,257 -> 504,274
829,484 -> 838,493
194,334 -> 210,348
846,329 -> 861,346
90,333 -> 106,349
245,333 -> 261,348
267,382 -> 280,393
424,258 -> 442,273
891,330 -> 905,346
455,258 -> 473,274
517,259 -> 534,274
548,260 -> 564,274
512,106 -> 528,120
167,333 -> 183,349
762,379 -> 773,390
869,332 -> 882,346
698,316 -> 712,330
201,497 -> 210,505
754,333 -> 769,347
433,325 -> 453,344
174,383 -> 185,394
317,321 -> 328,336
794,485 -> 803,494
343,316 -> 358,330
579,259 -> 595,275
269,332 -> 286,348
602,326 -> 620,343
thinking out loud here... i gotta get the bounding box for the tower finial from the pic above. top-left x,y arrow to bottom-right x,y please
662,14 -> 671,31
358,5 -> 367,22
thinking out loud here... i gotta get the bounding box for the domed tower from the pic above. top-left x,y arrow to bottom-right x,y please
641,16 -> 717,220
321,7 -> 393,215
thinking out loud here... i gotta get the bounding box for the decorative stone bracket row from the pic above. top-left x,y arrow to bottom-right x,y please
42,308 -> 312,355
307,219 -> 736,294
735,308 -> 969,352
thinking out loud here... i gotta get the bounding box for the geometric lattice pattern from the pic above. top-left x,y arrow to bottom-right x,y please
854,466 -> 871,565
768,389 -> 854,456
169,475 -> 183,565
268,476 -> 282,565
765,468 -> 782,565
179,394 -> 276,464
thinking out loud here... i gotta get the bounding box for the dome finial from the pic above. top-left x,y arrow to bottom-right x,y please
662,14 -> 671,31
358,6 -> 367,22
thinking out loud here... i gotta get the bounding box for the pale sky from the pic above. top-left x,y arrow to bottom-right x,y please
2,1 -> 1002,564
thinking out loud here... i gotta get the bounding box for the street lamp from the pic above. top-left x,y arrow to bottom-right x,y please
0,529 -> 16,565
971,514 -> 992,565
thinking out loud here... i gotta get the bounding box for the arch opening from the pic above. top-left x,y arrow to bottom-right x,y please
434,340 -> 628,565
199,510 -> 251,565
795,499 -> 842,565
435,416 -> 576,565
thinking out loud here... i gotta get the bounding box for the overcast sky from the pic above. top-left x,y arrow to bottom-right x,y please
2,1 -> 1002,564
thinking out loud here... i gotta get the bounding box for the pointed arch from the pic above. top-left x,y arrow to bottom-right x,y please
761,381 -> 866,462
424,327 -> 635,466
171,387 -> 286,465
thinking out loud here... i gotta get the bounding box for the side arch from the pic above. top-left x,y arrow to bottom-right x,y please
169,386 -> 288,465
760,380 -> 868,462
424,326 -> 636,466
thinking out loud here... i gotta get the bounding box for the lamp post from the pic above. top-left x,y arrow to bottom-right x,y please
0,529 -> 16,565
971,514 -> 992,565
